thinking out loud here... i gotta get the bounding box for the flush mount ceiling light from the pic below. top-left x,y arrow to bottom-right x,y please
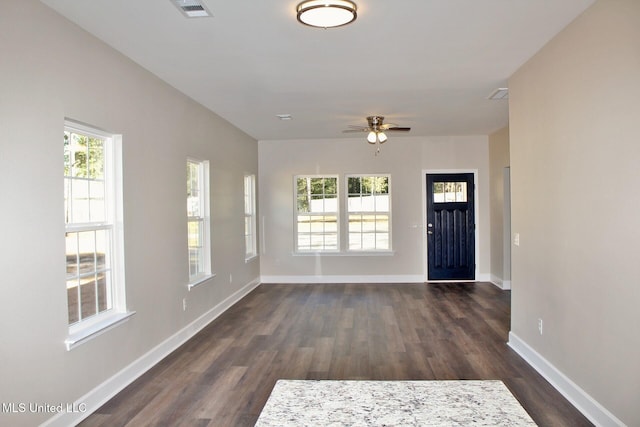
296,0 -> 357,29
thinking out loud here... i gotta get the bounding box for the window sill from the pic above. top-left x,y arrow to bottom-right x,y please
245,254 -> 259,263
65,311 -> 136,351
188,273 -> 216,291
293,250 -> 395,257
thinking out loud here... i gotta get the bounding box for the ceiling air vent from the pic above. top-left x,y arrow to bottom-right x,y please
488,88 -> 509,100
171,0 -> 212,18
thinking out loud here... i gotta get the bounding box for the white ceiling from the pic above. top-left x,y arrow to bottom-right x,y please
41,0 -> 595,141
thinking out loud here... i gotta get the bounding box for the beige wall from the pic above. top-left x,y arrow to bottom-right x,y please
258,136 -> 491,282
489,127 -> 510,287
0,2 -> 258,426
509,0 -> 640,425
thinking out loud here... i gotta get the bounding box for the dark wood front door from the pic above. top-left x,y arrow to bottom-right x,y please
426,173 -> 475,280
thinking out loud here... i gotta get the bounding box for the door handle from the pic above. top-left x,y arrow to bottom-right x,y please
427,231 -> 433,235
427,223 -> 433,234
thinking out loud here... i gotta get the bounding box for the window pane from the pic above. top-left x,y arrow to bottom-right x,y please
309,178 -> 324,194
347,194 -> 362,211
309,217 -> 325,233
349,214 -> 362,232
374,194 -> 389,211
310,194 -> 325,212
189,248 -> 202,277
245,236 -> 253,256
95,229 -> 108,271
188,220 -> 203,248
80,276 -> 98,319
187,162 -> 201,217
89,180 -> 105,222
349,233 -> 362,250
376,215 -> 389,232
376,233 -> 389,250
324,194 -> 338,212
297,215 -> 311,233
434,181 -> 467,203
348,177 -> 360,194
362,214 -> 376,232
71,179 -> 90,223
87,137 -> 104,179
297,234 -> 311,250
323,216 -> 338,232
324,178 -> 337,196
78,231 -> 96,274
244,217 -> 251,235
374,177 -> 389,194
96,272 -> 109,313
67,279 -> 79,324
361,233 -> 376,250
297,195 -> 309,213
296,177 -> 308,195
64,132 -> 72,177
309,234 -> 324,250
66,232 -> 79,277
324,233 -> 338,249
71,133 -> 88,178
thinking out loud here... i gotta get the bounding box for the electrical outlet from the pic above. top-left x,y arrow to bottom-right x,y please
183,298 -> 187,311
538,318 -> 543,335
514,233 -> 520,246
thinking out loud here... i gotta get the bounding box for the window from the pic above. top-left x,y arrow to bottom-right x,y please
244,174 -> 257,260
295,176 -> 339,251
64,120 -> 129,349
187,159 -> 211,284
433,182 -> 467,203
347,175 -> 391,251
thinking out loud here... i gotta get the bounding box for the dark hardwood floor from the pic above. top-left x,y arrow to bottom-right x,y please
80,283 -> 593,426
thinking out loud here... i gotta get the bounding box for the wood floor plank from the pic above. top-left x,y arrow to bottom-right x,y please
80,283 -> 593,426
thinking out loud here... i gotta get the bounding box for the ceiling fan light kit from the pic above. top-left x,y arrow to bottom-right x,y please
343,115 -> 411,154
367,131 -> 377,144
296,0 -> 357,29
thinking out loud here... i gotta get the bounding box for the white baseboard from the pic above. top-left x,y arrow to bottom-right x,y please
260,274 -> 425,284
508,332 -> 625,427
261,274 -> 500,285
489,274 -> 511,290
475,273 -> 492,283
42,278 -> 261,427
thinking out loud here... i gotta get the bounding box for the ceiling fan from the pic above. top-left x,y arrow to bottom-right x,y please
343,115 -> 411,153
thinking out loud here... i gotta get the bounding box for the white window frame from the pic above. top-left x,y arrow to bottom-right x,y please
346,174 -> 392,252
64,120 -> 132,351
187,158 -> 213,289
294,175 -> 340,253
244,174 -> 258,261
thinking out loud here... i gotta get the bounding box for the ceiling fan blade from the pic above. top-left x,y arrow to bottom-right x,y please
342,129 -> 367,133
387,127 -> 411,131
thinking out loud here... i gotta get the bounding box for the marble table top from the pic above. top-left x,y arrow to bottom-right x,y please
255,380 -> 537,426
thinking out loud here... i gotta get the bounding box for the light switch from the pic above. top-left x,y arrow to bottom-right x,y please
514,233 -> 520,246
